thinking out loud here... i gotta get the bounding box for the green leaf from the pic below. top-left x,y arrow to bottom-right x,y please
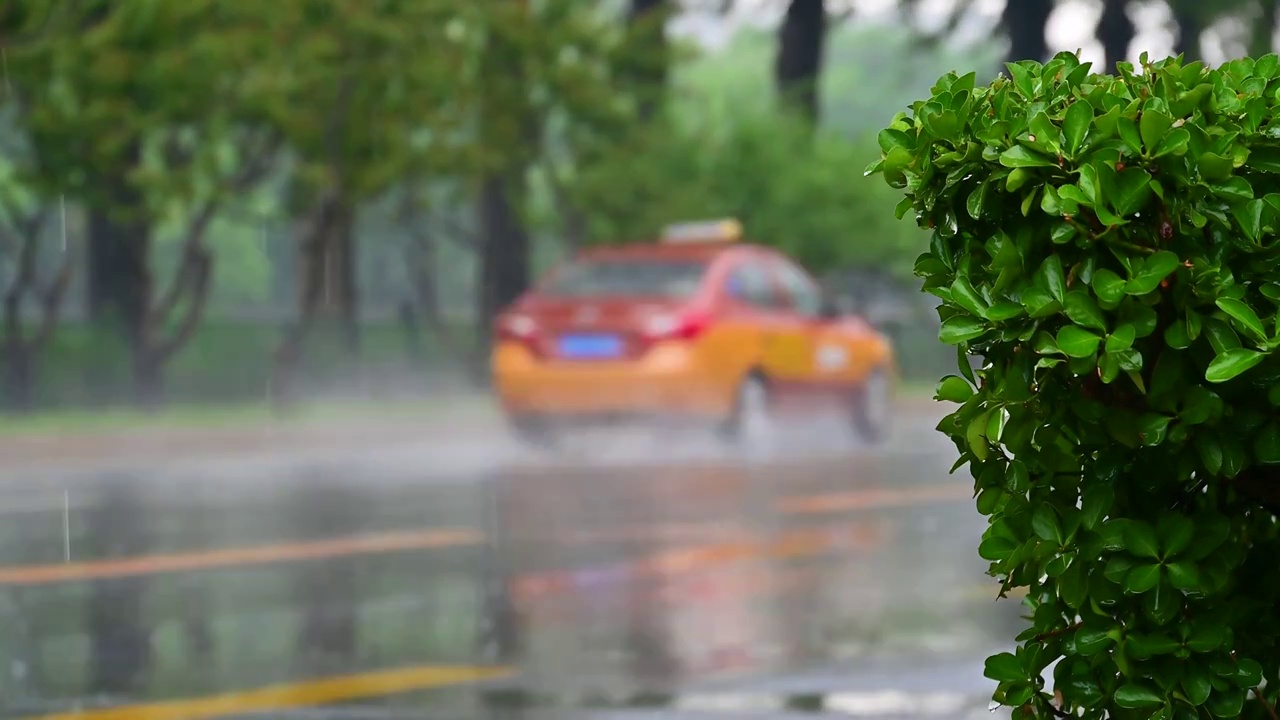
1039,255 -> 1067,303
1254,421 -> 1280,464
1187,622 -> 1231,652
1128,632 -> 1180,658
1022,287 -> 1061,318
1207,688 -> 1246,718
1166,562 -> 1201,591
1080,484 -> 1114,530
1000,145 -> 1057,168
1140,108 -> 1174,154
1153,127 -> 1190,157
1115,683 -> 1165,709
1065,290 -> 1107,331
1181,667 -> 1213,705
1032,505 -> 1063,544
1126,564 -> 1162,593
978,535 -> 1017,561
1106,323 -> 1137,352
1126,251 -> 1181,295
1108,167 -> 1155,216
939,316 -> 988,345
1235,659 -> 1263,688
1057,326 -> 1102,358
966,181 -> 989,219
1092,268 -> 1127,305
1059,560 -> 1087,608
1206,348 -> 1265,383
1158,515 -> 1195,557
950,277 -> 990,318
935,376 -> 974,403
986,301 -> 1024,321
1232,198 -> 1266,244
1216,298 -> 1267,341
1138,413 -> 1172,446
1064,100 -> 1093,156
1125,521 -> 1161,559
1144,579 -> 1180,625
1118,116 -> 1143,154
983,652 -> 1024,683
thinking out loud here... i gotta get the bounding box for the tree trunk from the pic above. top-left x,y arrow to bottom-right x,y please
627,0 -> 670,122
1252,0 -> 1278,58
131,349 -> 163,412
87,146 -> 150,339
272,194 -> 343,408
776,0 -> 827,123
317,204 -> 359,356
2,342 -> 34,412
475,174 -> 531,384
1098,0 -> 1136,72
87,143 -> 154,406
1172,4 -> 1202,62
1002,0 -> 1053,63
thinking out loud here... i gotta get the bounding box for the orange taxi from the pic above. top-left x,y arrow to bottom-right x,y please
490,219 -> 896,445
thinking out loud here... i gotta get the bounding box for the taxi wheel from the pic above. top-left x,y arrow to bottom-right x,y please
509,415 -> 558,450
852,368 -> 892,444
722,373 -> 774,446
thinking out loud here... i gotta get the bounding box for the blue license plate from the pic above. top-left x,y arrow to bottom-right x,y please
557,334 -> 623,359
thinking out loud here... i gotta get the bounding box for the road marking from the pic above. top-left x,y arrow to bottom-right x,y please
25,664 -> 513,720
511,520 -> 885,604
777,483 -> 970,515
0,529 -> 483,587
0,481 -> 967,587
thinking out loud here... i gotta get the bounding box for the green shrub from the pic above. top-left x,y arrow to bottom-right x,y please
870,52 -> 1280,718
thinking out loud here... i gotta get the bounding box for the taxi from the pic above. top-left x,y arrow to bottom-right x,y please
490,219 -> 896,445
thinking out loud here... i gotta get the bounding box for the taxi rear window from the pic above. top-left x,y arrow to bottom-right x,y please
543,259 -> 709,298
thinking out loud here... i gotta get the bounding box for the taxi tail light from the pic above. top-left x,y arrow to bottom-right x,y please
495,313 -> 543,354
643,308 -> 712,343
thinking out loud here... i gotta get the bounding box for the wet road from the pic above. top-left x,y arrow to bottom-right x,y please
0,404 -> 1021,720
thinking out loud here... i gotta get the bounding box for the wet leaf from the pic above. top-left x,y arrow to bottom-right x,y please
1065,290 -> 1107,331
1115,683 -> 1165,708
1125,521 -> 1161,559
1000,145 -> 1057,168
983,652 -> 1024,683
1058,326 -> 1102,358
935,376 -> 974,403
939,316 -> 987,344
1126,563 -> 1162,593
1206,348 -> 1265,383
1126,251 -> 1181,295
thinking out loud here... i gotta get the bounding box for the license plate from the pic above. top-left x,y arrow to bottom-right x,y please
557,334 -> 623,359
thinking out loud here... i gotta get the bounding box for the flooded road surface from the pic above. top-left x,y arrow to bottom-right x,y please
0,405 -> 1020,720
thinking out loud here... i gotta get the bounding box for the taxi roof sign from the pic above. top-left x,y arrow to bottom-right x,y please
660,218 -> 743,244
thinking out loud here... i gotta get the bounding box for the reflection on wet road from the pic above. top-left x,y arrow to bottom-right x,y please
0,409 -> 1020,720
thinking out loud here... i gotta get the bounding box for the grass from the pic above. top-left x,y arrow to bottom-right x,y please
1,379 -> 938,439
0,394 -> 497,438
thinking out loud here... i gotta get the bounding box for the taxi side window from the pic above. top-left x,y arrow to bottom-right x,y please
725,263 -> 778,309
776,261 -> 823,318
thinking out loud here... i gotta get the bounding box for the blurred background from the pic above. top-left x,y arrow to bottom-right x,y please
0,1 -> 1270,719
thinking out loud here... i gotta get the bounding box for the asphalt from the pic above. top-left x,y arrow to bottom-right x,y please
0,396 -> 1023,720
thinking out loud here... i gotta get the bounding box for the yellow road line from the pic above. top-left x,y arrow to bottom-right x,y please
28,664 -> 514,720
0,482 -> 969,587
776,483 -> 970,515
0,529 -> 483,587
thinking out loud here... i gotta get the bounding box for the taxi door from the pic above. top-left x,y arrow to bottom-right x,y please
699,254 -> 794,407
769,259 -> 858,409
